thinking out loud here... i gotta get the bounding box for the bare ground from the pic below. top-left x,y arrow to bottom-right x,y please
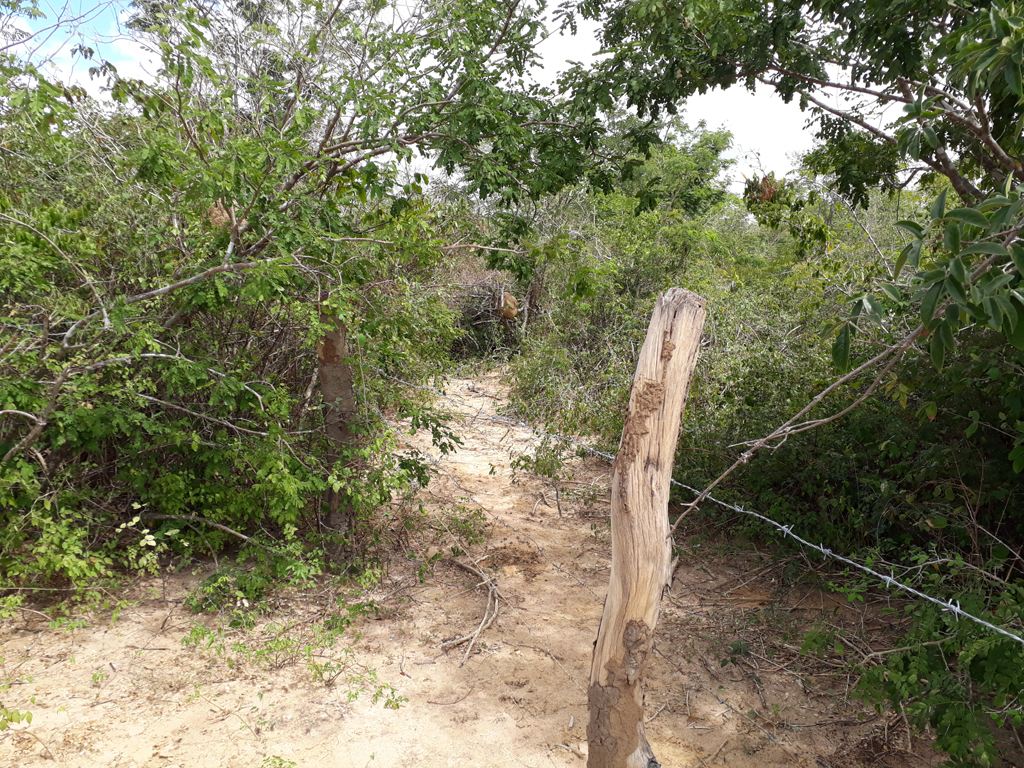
0,373 -> 946,768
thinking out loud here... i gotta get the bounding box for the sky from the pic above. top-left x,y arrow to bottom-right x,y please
534,19 -> 817,190
11,0 -> 817,190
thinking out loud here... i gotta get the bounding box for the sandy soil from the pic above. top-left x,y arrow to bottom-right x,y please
0,373 -> 947,768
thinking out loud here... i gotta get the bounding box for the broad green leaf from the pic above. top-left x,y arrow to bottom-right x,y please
978,195 -> 1012,211
984,297 -> 1003,331
945,276 -> 968,305
1011,443 -> 1024,472
960,242 -> 1009,256
930,188 -> 948,221
937,318 -> 955,350
880,283 -> 902,302
1010,299 -> 1024,350
994,294 -> 1019,332
930,331 -> 945,370
832,325 -> 851,372
895,220 -> 925,238
943,222 -> 961,255
894,241 -> 920,279
945,303 -> 960,330
906,130 -> 921,161
1005,63 -> 1023,96
921,281 -> 944,324
862,294 -> 883,320
981,271 -> 1016,295
948,256 -> 967,282
946,207 -> 990,229
1011,243 -> 1024,273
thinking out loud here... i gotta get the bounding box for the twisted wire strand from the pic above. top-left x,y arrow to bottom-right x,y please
377,369 -> 1024,647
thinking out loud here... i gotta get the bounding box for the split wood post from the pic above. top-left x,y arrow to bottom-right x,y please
587,288 -> 707,768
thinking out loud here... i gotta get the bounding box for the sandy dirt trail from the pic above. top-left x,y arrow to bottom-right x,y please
0,373 -> 941,768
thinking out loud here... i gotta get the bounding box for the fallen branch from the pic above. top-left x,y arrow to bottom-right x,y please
139,513 -> 251,542
440,558 -> 500,666
1,367 -> 72,464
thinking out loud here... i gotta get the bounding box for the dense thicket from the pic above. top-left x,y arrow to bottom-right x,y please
538,2 -> 1024,762
507,133 -> 1024,765
0,0 -> 603,594
3,0 -> 1024,763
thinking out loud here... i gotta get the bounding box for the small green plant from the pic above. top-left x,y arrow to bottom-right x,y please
413,548 -> 444,583
181,622 -> 228,656
261,758 -> 297,768
180,595 -> 400,708
509,436 -> 570,484
305,645 -> 357,687
0,700 -> 33,731
0,595 -> 24,621
799,626 -> 838,660
440,505 -> 488,555
249,623 -> 301,670
47,615 -> 89,633
116,511 -> 177,574
185,566 -> 274,615
720,639 -> 751,667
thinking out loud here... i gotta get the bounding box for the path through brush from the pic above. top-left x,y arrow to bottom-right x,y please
0,373 -> 938,768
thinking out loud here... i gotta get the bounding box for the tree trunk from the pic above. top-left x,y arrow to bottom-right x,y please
317,311 -> 359,565
587,288 -> 707,768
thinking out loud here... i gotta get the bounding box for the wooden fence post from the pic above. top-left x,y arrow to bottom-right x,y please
587,288 -> 707,768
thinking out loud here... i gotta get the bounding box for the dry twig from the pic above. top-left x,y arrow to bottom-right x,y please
440,558 -> 500,666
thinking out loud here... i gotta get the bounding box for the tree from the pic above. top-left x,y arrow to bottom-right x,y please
552,2 -> 1024,764
559,0 -> 1024,364
0,0 -> 608,585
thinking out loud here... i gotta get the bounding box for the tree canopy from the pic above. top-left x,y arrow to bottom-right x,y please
560,0 -> 1024,383
0,0 -> 615,584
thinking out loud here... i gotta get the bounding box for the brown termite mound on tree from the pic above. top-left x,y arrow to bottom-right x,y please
447,272 -> 522,359
206,199 -> 248,231
587,288 -> 706,768
499,291 -> 518,319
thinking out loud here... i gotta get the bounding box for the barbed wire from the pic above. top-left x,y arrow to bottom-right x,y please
376,368 -> 1024,648
667,480 -> 1024,647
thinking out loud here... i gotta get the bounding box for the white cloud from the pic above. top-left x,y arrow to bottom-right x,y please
534,14 -> 816,190
10,1 -> 818,188
7,0 -> 157,98
685,85 -> 816,190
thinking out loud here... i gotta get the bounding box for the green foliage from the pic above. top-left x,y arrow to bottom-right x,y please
858,593 -> 1024,768
508,117 -> 735,440
803,123 -> 901,210
742,173 -> 829,258
185,566 -> 275,616
0,700 -> 33,731
438,506 -> 489,556
513,120 -> 1024,762
559,4 -> 1024,754
0,0 -> 611,589
180,593 -> 401,703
